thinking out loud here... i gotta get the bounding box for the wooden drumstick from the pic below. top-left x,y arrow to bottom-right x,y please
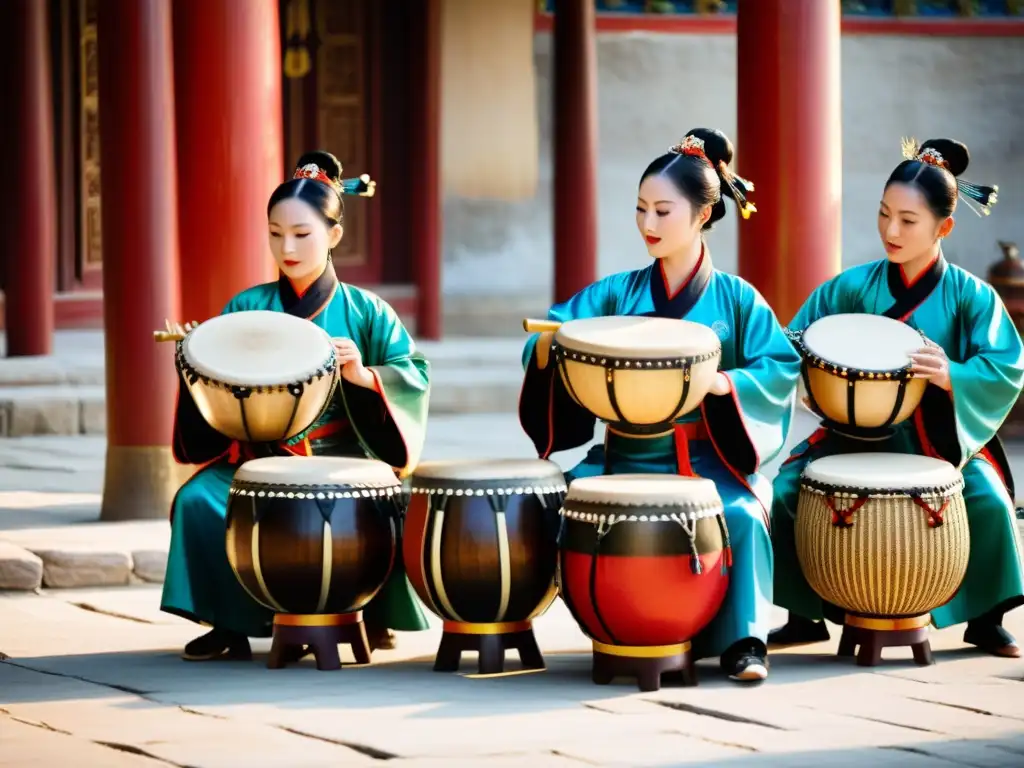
522,318 -> 561,333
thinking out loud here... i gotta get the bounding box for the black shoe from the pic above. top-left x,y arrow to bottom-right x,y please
767,613 -> 830,648
181,628 -> 252,661
721,639 -> 768,683
964,622 -> 1021,658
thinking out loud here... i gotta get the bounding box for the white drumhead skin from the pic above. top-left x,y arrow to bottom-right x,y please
555,316 -> 720,358
802,453 -> 959,490
234,456 -> 400,486
803,313 -> 924,371
412,458 -> 564,483
183,310 -> 334,387
566,474 -> 721,507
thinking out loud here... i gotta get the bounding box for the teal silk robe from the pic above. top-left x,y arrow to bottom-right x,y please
519,250 -> 801,658
160,265 -> 431,637
772,255 -> 1024,628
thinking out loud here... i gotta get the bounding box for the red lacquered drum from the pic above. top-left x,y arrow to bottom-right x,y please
558,474 -> 730,691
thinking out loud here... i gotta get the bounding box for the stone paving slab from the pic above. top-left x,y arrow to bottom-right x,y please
2,585 -> 1024,766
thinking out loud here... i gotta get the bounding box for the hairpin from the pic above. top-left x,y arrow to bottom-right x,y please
294,163 -> 336,187
670,135 -> 711,165
900,137 -> 998,218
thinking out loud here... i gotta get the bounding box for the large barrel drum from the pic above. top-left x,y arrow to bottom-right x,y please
226,455 -> 403,670
403,458 -> 566,674
796,452 -> 970,666
559,474 -> 730,691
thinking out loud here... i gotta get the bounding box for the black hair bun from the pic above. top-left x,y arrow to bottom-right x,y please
920,138 -> 969,177
686,128 -> 734,170
295,150 -> 343,185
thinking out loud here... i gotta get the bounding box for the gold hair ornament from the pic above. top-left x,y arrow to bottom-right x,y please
900,136 -> 998,218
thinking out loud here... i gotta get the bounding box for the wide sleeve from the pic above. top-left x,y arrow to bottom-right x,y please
171,294 -> 249,465
338,295 -> 430,478
518,276 -> 618,458
701,282 -> 802,475
916,279 -> 1024,469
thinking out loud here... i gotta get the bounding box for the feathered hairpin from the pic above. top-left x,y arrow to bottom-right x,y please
900,137 -> 998,217
668,135 -> 757,220
293,163 -> 376,198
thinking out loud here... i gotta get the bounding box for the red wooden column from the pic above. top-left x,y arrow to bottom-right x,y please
409,0 -> 443,339
0,0 -> 56,356
553,0 -> 599,304
96,0 -> 182,520
736,0 -> 842,324
172,0 -> 283,322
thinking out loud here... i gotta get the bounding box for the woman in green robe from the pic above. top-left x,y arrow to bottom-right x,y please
770,137 -> 1024,658
161,151 -> 431,661
520,129 -> 802,682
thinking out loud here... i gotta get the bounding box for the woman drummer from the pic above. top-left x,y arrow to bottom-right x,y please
161,151 -> 432,662
769,137 -> 1024,658
518,128 -> 802,682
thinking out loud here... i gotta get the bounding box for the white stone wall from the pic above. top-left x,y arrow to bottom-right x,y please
441,31 -> 1024,300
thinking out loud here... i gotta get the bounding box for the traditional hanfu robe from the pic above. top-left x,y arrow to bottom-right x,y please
160,264 -> 431,638
519,247 -> 801,659
771,255 -> 1024,628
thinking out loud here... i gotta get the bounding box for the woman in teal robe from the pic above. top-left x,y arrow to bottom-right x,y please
161,151 -> 431,661
770,137 -> 1024,658
520,129 -> 801,682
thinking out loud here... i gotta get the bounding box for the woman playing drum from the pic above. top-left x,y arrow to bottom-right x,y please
519,129 -> 802,682
161,151 -> 431,661
770,137 -> 1024,658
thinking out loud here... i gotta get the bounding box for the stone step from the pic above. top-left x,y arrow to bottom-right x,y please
0,369 -> 524,437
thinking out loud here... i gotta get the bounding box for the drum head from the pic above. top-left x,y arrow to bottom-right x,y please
412,458 -> 564,483
801,453 -> 960,492
555,316 -> 720,359
233,456 -> 400,487
183,310 -> 334,387
802,313 -> 924,373
566,473 -> 721,507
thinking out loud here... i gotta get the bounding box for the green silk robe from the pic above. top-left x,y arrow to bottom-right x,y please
772,254 -> 1024,628
519,248 -> 802,658
160,263 -> 431,637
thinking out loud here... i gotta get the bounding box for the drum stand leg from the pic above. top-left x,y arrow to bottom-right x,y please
591,641 -> 695,693
837,614 -> 934,668
433,621 -> 545,675
267,612 -> 370,671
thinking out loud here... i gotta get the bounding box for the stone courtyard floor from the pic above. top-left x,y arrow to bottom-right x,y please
2,413 -> 1024,766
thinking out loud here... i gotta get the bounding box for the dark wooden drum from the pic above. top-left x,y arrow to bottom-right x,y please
402,458 -> 566,675
559,474 -> 731,691
225,455 -> 403,670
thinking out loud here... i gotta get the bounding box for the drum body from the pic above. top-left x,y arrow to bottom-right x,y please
403,459 -> 566,626
552,316 -> 721,433
226,456 -> 402,616
795,453 -> 970,618
788,314 -> 927,432
559,475 -> 730,647
177,310 -> 339,442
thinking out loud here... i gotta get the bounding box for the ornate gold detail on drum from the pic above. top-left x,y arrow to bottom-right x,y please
274,612 -> 363,627
443,620 -> 532,635
796,457 -> 970,619
593,640 -> 692,658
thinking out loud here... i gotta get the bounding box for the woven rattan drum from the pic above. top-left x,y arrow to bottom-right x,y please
796,452 -> 969,666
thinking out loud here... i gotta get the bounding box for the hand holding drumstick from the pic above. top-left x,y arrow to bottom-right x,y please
153,319 -> 199,342
910,338 -> 952,392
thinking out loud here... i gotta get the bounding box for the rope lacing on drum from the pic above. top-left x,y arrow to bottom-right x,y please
672,514 -> 704,575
